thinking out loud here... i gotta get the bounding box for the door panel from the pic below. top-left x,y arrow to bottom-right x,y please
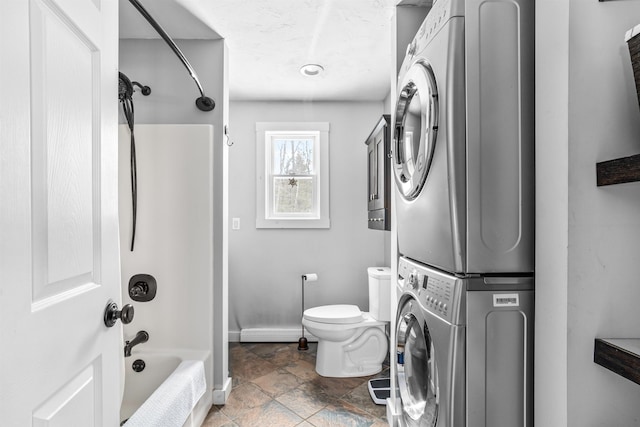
368,141 -> 376,210
31,0 -> 100,303
32,363 -> 98,427
374,132 -> 385,211
0,0 -> 121,425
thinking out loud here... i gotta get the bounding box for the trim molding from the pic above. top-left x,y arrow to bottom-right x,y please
239,328 -> 318,343
212,377 -> 232,405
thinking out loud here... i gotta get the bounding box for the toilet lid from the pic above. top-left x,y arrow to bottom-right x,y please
304,304 -> 363,324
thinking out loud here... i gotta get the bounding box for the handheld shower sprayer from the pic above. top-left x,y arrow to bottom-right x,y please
119,71 -> 150,252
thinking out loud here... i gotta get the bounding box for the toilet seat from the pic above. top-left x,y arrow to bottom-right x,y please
303,313 -> 386,334
303,304 -> 363,324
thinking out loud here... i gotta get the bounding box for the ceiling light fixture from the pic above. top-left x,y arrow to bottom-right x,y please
300,64 -> 324,77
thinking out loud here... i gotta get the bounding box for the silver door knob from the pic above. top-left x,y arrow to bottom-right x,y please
104,300 -> 135,327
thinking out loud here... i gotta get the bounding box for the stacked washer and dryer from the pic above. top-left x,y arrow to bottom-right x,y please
390,0 -> 534,426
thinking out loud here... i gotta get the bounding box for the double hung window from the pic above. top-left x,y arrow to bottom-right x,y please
256,122 -> 330,228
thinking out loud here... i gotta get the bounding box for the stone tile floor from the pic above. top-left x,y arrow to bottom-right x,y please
202,342 -> 389,427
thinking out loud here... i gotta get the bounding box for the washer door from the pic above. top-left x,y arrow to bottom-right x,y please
393,61 -> 439,201
395,298 -> 438,426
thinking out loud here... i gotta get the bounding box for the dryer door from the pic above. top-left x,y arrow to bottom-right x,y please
393,61 -> 439,200
395,298 -> 438,427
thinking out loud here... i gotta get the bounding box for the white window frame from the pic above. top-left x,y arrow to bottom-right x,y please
256,122 -> 330,229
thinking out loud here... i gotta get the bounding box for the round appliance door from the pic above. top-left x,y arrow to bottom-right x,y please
393,60 -> 439,200
395,297 -> 438,427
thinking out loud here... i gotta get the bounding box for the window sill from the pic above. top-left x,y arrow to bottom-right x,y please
256,218 -> 330,229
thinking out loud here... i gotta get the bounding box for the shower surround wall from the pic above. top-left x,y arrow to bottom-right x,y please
118,124 -> 213,408
118,124 -> 212,345
119,38 -> 230,402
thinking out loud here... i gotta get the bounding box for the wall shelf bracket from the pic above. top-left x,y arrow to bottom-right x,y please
596,154 -> 640,186
594,338 -> 640,385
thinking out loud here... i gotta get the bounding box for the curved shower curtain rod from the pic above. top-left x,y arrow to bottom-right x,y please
128,0 -> 215,112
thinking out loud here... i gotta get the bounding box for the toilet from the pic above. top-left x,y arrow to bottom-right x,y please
302,267 -> 391,377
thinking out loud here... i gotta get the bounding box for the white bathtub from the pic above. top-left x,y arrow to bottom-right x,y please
121,349 -> 212,427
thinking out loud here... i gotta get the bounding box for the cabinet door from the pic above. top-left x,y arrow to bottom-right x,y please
365,115 -> 390,230
373,130 -> 386,211
368,136 -> 379,211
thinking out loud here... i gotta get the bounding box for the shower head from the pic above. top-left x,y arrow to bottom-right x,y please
120,72 -> 151,100
127,0 -> 215,113
119,72 -> 134,101
133,81 -> 152,96
196,96 -> 215,112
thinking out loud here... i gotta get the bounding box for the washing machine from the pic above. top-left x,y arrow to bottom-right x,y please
391,0 -> 535,424
393,0 -> 535,275
394,257 -> 533,427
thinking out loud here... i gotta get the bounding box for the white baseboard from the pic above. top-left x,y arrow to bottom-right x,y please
212,377 -> 232,405
239,328 -> 318,343
228,330 -> 241,342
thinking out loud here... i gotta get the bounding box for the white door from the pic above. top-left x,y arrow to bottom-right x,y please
0,0 -> 122,425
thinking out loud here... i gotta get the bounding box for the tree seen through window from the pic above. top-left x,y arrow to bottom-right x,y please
272,138 -> 315,214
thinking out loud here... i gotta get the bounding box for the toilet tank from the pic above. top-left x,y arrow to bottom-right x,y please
368,267 -> 391,321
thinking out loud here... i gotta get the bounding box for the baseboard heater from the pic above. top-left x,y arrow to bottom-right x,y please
239,328 -> 318,343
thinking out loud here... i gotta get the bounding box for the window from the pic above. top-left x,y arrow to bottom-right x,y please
256,122 -> 330,228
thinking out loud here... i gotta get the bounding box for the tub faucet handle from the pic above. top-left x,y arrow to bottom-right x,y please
129,282 -> 148,298
128,274 -> 157,302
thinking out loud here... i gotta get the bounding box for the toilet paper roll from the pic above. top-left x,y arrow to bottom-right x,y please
303,273 -> 318,282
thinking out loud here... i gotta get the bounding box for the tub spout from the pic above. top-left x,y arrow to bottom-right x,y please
124,330 -> 149,357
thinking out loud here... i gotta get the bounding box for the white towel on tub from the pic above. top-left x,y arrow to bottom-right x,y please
124,360 -> 206,427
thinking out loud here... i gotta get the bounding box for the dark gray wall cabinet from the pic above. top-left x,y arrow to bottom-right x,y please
365,115 -> 391,231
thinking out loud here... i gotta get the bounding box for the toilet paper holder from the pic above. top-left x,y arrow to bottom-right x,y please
298,273 -> 317,351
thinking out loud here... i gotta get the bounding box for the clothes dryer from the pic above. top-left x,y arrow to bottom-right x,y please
392,1 -> 535,424
394,257 -> 534,427
393,0 -> 535,275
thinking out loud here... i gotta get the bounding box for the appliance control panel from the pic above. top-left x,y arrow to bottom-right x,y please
398,257 -> 463,324
399,0 -> 464,76
409,0 -> 464,57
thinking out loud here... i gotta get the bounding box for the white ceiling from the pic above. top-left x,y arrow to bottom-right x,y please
119,0 -> 396,102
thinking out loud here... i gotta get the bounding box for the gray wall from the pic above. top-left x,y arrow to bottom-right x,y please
228,101 -> 387,339
536,1 -> 640,425
119,39 -> 224,127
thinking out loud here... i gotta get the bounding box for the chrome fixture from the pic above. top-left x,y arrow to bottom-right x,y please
127,0 -> 215,112
124,330 -> 149,357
